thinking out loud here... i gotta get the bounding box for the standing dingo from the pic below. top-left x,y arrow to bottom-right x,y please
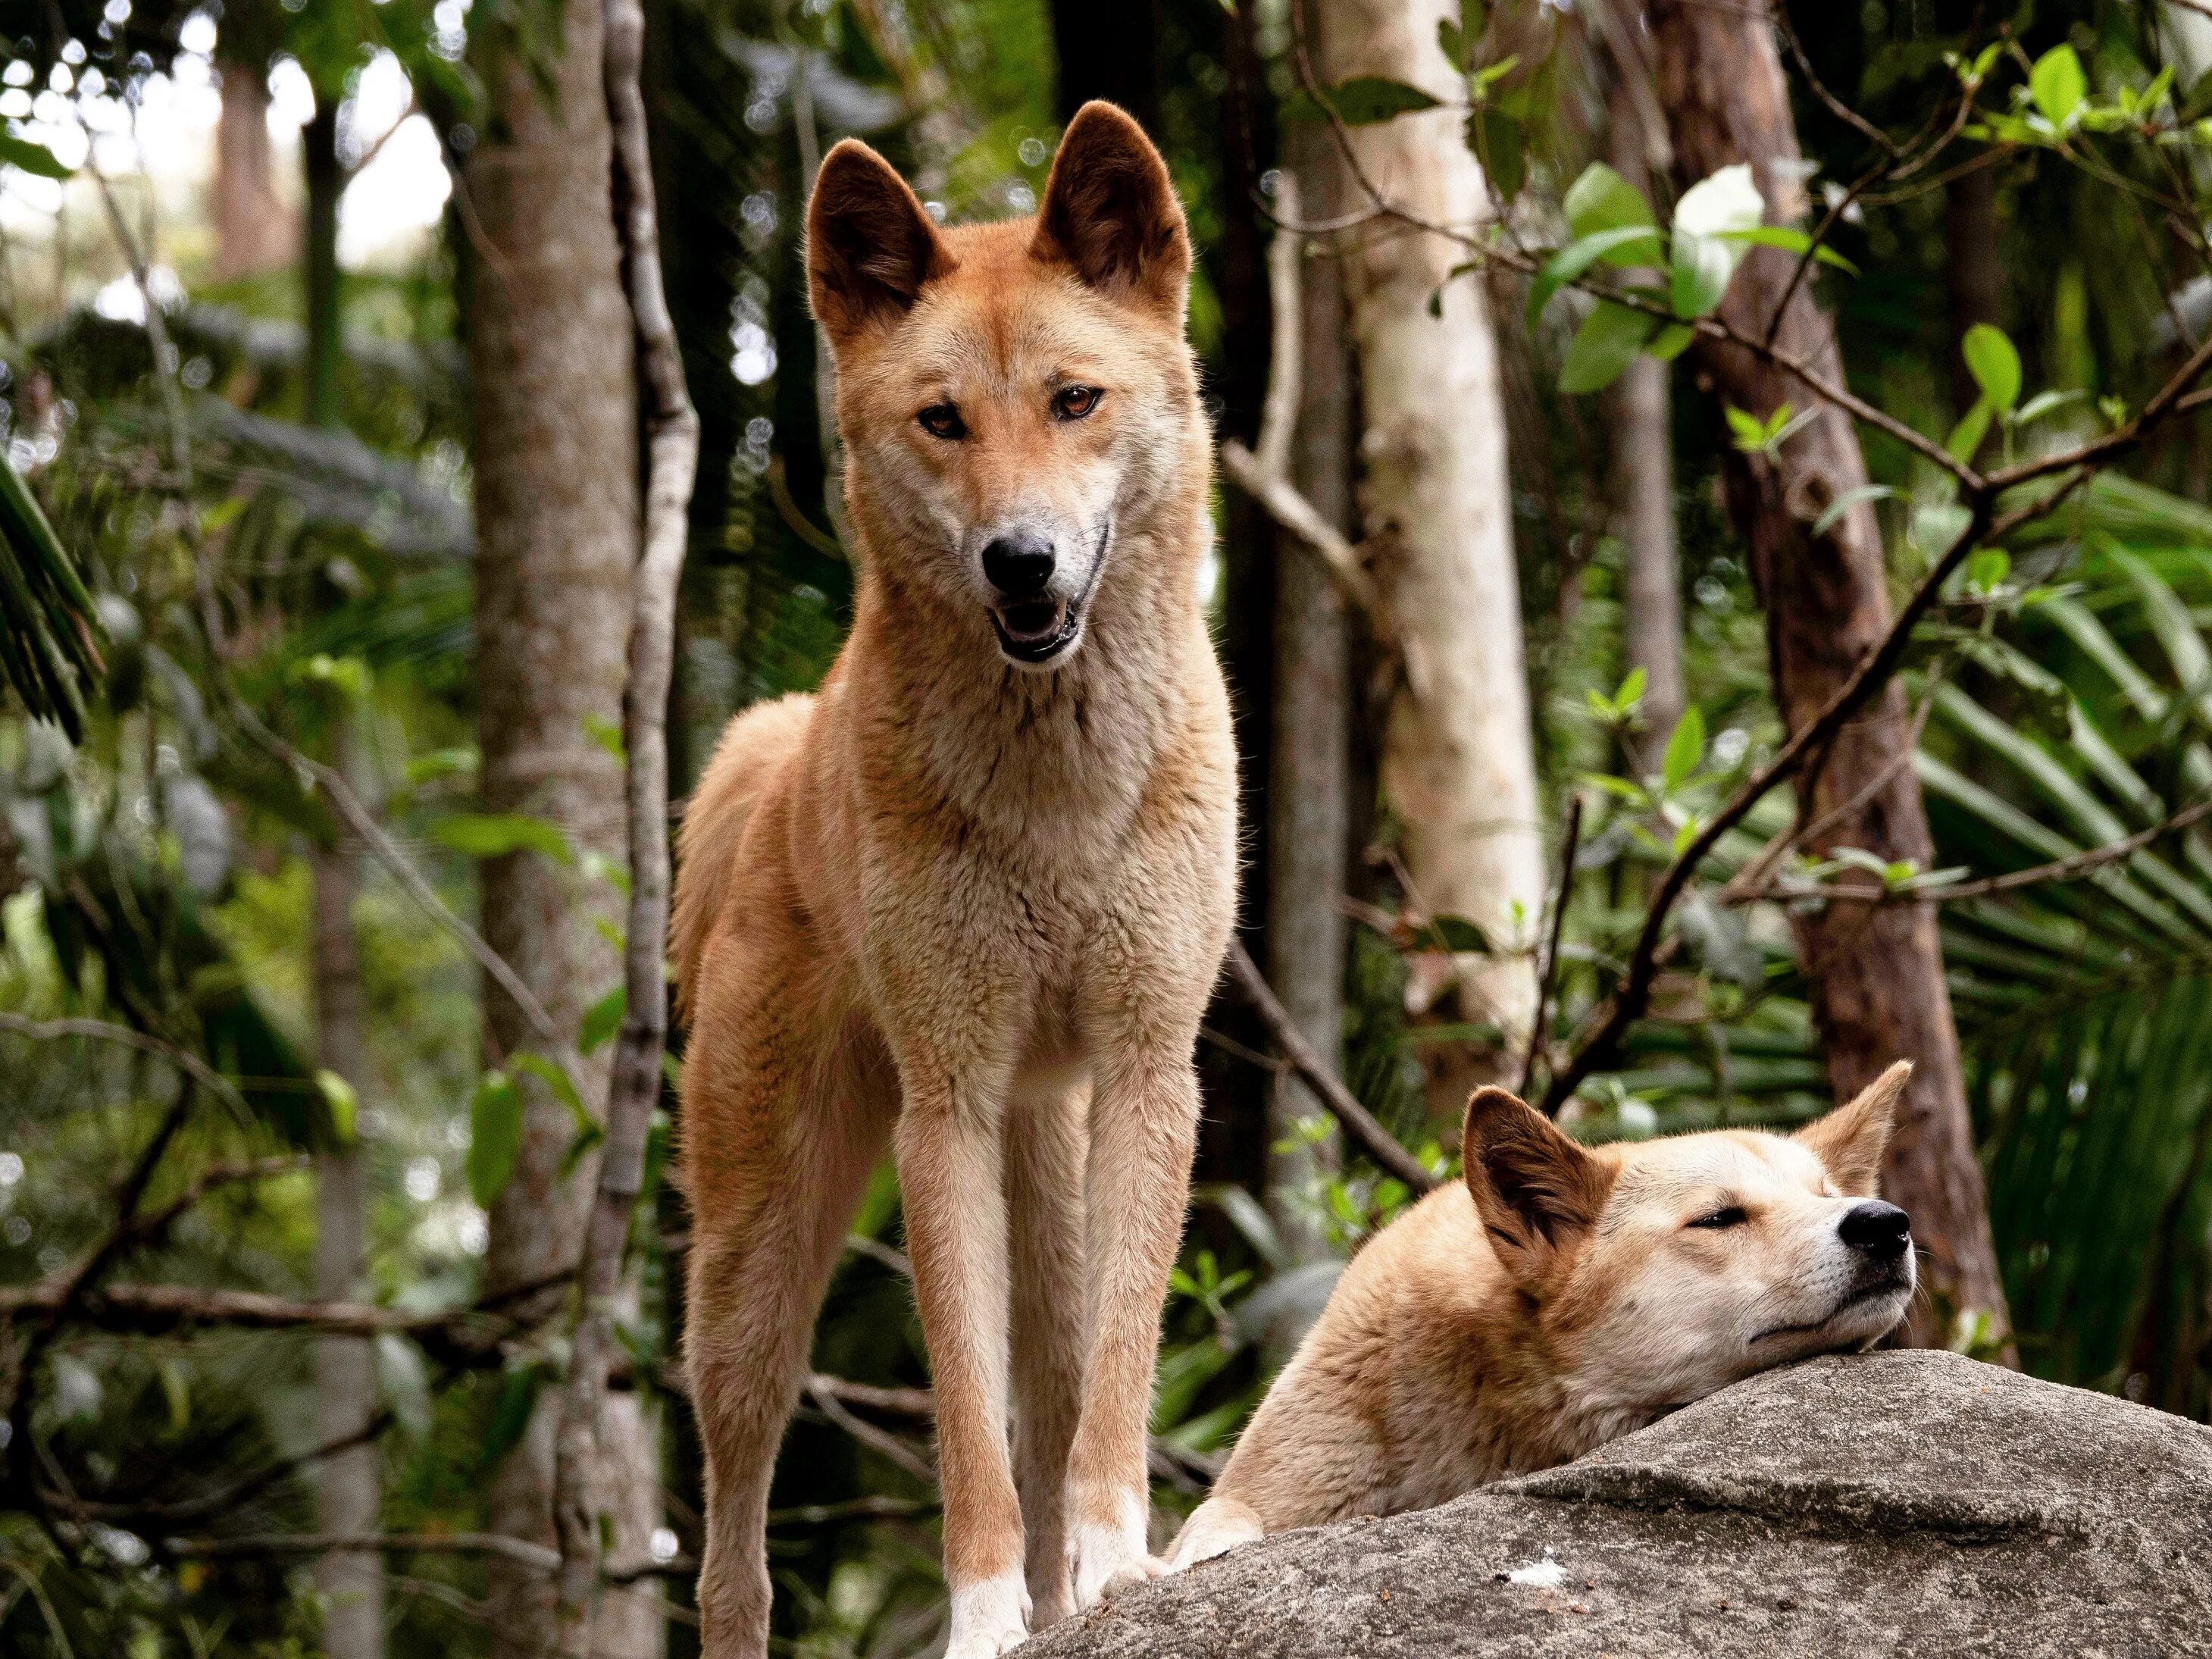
671,104 -> 1236,1659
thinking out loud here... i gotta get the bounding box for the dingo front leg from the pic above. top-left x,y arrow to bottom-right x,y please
1065,1047 -> 1202,1608
1007,1081 -> 1087,1629
894,1060 -> 1029,1658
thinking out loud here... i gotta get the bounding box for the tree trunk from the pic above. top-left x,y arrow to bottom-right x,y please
1607,80 -> 1683,772
1644,0 -> 2009,1351
214,64 -> 293,283
302,101 -> 343,431
311,728 -> 382,1659
1613,355 -> 1682,772
1264,114 -> 1355,1263
304,101 -> 382,1659
1049,0 -> 1161,136
465,1 -> 663,1651
1319,0 -> 1545,1043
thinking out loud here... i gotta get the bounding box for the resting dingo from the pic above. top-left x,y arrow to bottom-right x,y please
671,105 -> 1235,1658
1171,1064 -> 1919,1566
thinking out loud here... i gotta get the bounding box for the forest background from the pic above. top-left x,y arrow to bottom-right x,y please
2,0 -> 2212,1653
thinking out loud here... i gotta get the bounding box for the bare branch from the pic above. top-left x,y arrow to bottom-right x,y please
0,1013 -> 249,1121
1216,172 -> 1388,628
1521,794 -> 1584,1098
552,0 -> 703,1641
1910,800 -> 2212,904
1223,941 -> 1438,1194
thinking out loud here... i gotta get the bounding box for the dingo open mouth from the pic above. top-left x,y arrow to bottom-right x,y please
992,598 -> 1079,662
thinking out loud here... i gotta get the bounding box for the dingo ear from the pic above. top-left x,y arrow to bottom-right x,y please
807,139 -> 956,344
1031,101 -> 1190,317
1797,1060 -> 1912,1197
1463,1087 -> 1613,1279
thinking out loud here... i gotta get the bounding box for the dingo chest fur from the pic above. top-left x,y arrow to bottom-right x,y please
1170,1066 -> 1920,1568
670,105 -> 1236,1659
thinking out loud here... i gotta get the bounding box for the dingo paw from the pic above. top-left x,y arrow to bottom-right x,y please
1165,1496 -> 1264,1570
944,1570 -> 1028,1659
1070,1515 -> 1161,1610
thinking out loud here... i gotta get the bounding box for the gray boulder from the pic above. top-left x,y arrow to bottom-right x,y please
1027,1351 -> 2212,1657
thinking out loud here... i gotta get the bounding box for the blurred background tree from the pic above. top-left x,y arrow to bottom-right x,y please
1,0 -> 2210,1654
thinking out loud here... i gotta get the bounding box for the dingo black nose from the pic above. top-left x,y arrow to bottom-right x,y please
1838,1200 -> 1911,1260
983,535 -> 1055,599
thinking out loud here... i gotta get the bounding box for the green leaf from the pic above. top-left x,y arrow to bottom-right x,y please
1526,224 -> 1665,326
1947,397 -> 1995,464
1472,108 -> 1525,199
580,985 -> 626,1055
1647,322 -> 1696,361
2030,43 -> 2087,126
1287,76 -> 1442,126
429,812 -> 575,865
1661,705 -> 1707,793
1724,404 -> 1770,451
1961,323 -> 2022,412
1616,665 -> 1648,712
0,133 -> 73,180
1560,302 -> 1658,394
1813,483 -> 1896,538
1563,163 -> 1655,247
1438,17 -> 1469,70
468,1070 -> 524,1207
480,1361 -> 550,1473
403,747 -> 479,786
1967,548 -> 2012,592
2017,388 -> 2086,427
1669,230 -> 1732,318
1716,225 -> 1860,276
314,1069 -> 358,1146
1425,914 -> 1494,955
584,713 -> 626,762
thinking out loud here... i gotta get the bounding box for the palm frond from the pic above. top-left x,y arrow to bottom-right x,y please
0,454 -> 103,739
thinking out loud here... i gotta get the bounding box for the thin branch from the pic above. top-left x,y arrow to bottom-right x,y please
49,1408 -> 395,1526
0,1013 -> 250,1121
1912,799 -> 2212,903
803,1376 -> 936,1485
1223,941 -> 1438,1193
3,1081 -> 198,1476
1538,465 -> 2123,1114
164,1530 -> 562,1574
1216,171 -> 1387,628
1520,794 -> 1583,1098
806,1373 -> 934,1420
552,0 -> 702,1642
0,1279 -> 544,1369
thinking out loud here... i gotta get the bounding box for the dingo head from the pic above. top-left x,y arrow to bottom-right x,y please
1463,1063 -> 1918,1413
806,102 -> 1204,670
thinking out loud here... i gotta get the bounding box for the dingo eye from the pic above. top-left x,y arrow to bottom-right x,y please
1688,1205 -> 1748,1230
918,404 -> 966,440
1053,385 -> 1102,421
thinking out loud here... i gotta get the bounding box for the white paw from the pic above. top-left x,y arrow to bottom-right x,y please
1070,1508 -> 1161,1610
1165,1497 -> 1263,1571
945,1569 -> 1029,1659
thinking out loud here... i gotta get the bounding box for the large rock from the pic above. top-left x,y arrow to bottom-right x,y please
1027,1351 -> 2212,1657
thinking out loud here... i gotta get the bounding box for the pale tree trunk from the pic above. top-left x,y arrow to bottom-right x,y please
1265,111 -> 1353,1261
214,64 -> 293,282
312,725 -> 383,1659
1606,84 -> 1684,772
465,1 -> 663,1651
304,92 -> 382,1657
1319,0 -> 1546,1041
1644,0 -> 2009,1350
1613,355 -> 1682,772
